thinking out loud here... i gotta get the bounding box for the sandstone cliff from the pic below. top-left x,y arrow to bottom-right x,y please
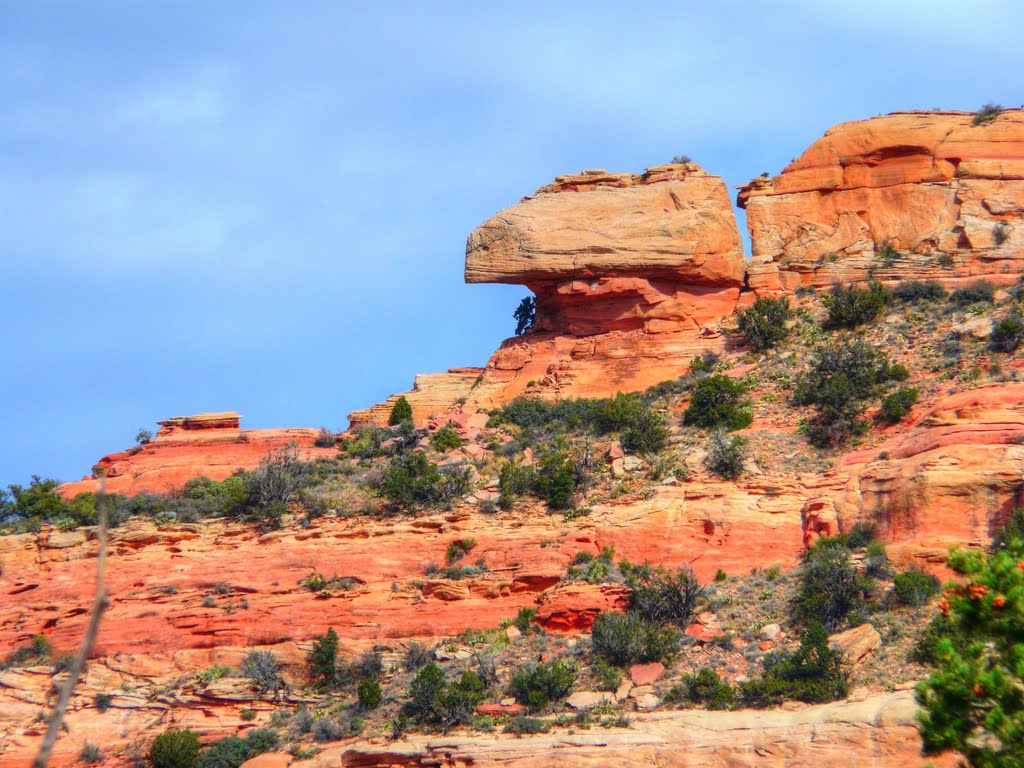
17,108 -> 1024,768
739,110 -> 1024,293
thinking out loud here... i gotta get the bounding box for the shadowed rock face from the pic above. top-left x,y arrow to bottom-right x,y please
739,110 -> 1024,293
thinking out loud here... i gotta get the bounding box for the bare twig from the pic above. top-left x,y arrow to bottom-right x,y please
32,479 -> 110,768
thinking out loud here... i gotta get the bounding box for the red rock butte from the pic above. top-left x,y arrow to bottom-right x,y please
58,412 -> 337,498
351,109 -> 1023,429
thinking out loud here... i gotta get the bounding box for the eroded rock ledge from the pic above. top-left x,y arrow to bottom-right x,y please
738,110 -> 1024,293
331,690 -> 953,768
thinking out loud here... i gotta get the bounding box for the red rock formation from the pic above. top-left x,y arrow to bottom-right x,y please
58,412 -> 336,498
331,690 -> 954,768
739,110 -> 1024,293
838,383 -> 1024,569
461,165 -> 747,407
347,368 -> 484,429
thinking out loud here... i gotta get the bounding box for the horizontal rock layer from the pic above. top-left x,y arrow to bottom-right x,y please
347,368 -> 485,429
330,690 -> 954,768
739,110 -> 1024,292
465,165 -> 745,285
58,415 -> 337,497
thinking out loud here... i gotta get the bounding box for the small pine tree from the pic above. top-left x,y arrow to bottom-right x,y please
388,396 -> 413,426
514,296 -> 536,335
307,627 -> 339,687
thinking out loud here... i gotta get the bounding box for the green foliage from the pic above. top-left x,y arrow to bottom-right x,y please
892,280 -> 948,303
307,627 -> 339,687
514,296 -> 536,335
446,538 -> 477,563
430,424 -> 464,453
689,350 -> 720,375
314,427 -> 336,448
504,716 -> 550,734
378,452 -> 471,509
336,650 -> 384,689
623,563 -> 703,627
507,659 -> 576,711
671,154 -> 692,164
235,447 -> 310,529
994,222 -> 1011,246
343,427 -> 389,459
590,612 -> 681,666
990,315 -> 1024,353
994,508 -> 1024,553
388,396 -> 413,426
535,452 -> 576,510
567,547 -> 615,583
715,568 -> 728,582
404,641 -> 432,672
0,477 -> 73,530
880,386 -> 919,423
739,622 -> 850,706
94,692 -> 113,713
891,568 -> 940,607
949,281 -> 995,306
864,540 -> 890,578
241,650 -> 280,694
910,615 -> 970,665
592,658 -> 623,692
405,663 -> 486,730
793,339 -> 899,448
488,393 -> 667,454
512,606 -> 537,633
822,282 -> 891,329
136,428 -> 154,445
497,462 -> 535,510
916,541 -> 1024,766
795,537 -> 869,630
705,430 -> 747,479
972,103 -> 1004,126
683,375 -> 752,431
80,742 -> 103,764
737,296 -> 792,351
1,633 -> 52,669
198,729 -> 279,768
357,678 -> 382,710
150,730 -> 202,768
667,667 -> 735,710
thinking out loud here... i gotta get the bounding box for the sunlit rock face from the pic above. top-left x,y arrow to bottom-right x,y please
739,110 -> 1024,294
462,164 -> 747,408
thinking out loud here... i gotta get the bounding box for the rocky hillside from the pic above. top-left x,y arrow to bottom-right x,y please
3,107 -> 1023,767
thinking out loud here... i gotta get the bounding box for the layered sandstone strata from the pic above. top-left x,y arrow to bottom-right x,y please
58,412 -> 336,497
347,368 -> 484,429
739,110 -> 1024,292
461,165 -> 747,408
332,690 -> 953,768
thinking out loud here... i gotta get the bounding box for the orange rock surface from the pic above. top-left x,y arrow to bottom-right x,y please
739,110 -> 1024,293
347,368 -> 484,429
58,413 -> 337,498
329,690 -> 953,767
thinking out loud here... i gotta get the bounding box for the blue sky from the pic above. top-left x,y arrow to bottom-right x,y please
2,1 -> 1022,487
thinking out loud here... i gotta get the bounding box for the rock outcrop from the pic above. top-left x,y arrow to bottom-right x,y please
347,368 -> 484,429
739,110 -> 1024,293
838,383 -> 1024,569
58,412 -> 336,497
461,165 -> 746,408
330,690 -> 953,768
